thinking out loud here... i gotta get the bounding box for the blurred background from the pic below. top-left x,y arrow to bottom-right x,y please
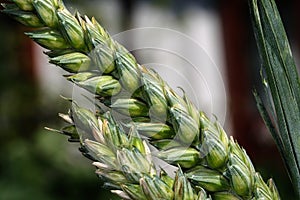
0,0 -> 298,199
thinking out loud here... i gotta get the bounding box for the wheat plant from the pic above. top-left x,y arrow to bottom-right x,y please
1,0 -> 282,199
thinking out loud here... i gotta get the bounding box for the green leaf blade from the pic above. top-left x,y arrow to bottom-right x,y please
250,0 -> 300,197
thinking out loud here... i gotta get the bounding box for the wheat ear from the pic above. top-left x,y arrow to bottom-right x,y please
2,0 -> 280,199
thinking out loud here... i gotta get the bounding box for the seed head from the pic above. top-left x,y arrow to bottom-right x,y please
174,167 -> 196,200
74,75 -> 122,96
186,166 -> 230,192
157,147 -> 200,169
227,164 -> 252,197
115,50 -> 141,93
140,175 -> 174,200
25,29 -> 69,49
169,106 -> 200,144
110,99 -> 149,118
57,9 -> 85,50
202,135 -> 228,169
50,52 -> 91,72
91,44 -> 116,73
133,122 -> 174,140
3,6 -> 44,27
33,0 -> 59,28
12,0 -> 34,11
122,184 -> 147,200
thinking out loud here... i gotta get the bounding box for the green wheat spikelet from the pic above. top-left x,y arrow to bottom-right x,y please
2,0 -> 280,199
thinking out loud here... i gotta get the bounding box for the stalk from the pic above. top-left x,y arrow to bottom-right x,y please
2,0 -> 280,199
